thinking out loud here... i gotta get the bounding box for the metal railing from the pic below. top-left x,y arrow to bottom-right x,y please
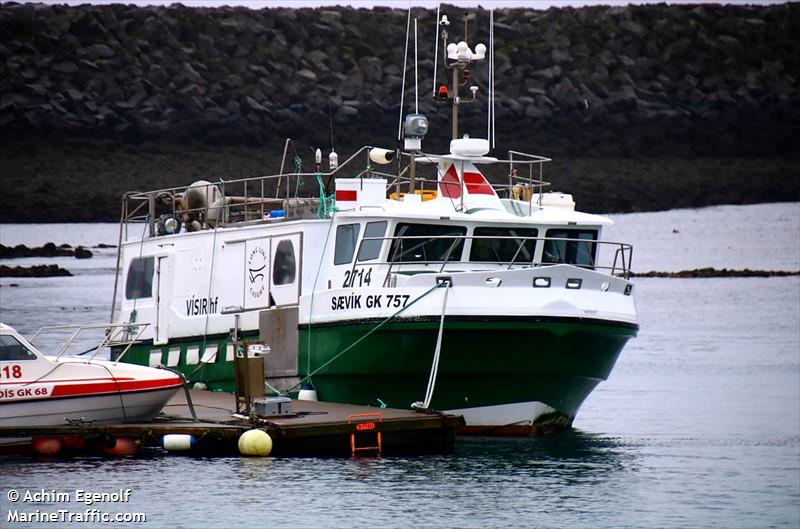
389,149 -> 552,206
30,322 -> 149,362
120,145 -> 395,238
120,145 -> 557,240
346,234 -> 634,285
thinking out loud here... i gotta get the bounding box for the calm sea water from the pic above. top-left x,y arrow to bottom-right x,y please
1,202 -> 798,529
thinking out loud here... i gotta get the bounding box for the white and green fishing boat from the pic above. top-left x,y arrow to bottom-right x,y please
110,11 -> 638,435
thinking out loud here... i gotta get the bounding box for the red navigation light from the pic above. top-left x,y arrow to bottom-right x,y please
463,70 -> 471,79
437,85 -> 449,100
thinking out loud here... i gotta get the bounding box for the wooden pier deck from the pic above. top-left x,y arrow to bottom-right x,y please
0,390 -> 464,457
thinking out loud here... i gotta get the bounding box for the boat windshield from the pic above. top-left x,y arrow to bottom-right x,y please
0,334 -> 38,361
470,227 -> 538,263
542,229 -> 598,267
389,223 -> 467,263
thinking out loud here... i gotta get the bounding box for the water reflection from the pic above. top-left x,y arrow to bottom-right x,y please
455,429 -> 636,482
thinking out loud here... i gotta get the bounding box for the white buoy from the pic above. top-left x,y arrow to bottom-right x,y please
162,434 -> 197,452
238,429 -> 272,457
298,383 -> 318,401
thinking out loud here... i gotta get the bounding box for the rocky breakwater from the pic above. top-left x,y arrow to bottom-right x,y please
0,242 -> 93,258
0,2 -> 797,157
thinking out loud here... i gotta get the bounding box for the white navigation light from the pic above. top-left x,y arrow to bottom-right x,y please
440,14 -> 450,26
329,149 -> 338,171
456,41 -> 470,60
447,41 -> 486,61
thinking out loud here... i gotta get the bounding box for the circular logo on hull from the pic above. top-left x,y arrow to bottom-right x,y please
247,246 -> 267,299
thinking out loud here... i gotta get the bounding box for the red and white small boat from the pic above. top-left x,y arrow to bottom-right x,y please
0,322 -> 183,429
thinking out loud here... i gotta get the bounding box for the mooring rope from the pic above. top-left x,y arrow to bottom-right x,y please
288,280 -> 445,395
98,363 -> 128,423
412,278 -> 450,410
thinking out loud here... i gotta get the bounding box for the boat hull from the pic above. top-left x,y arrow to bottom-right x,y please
300,316 -> 636,435
0,385 -> 182,428
111,316 -> 635,435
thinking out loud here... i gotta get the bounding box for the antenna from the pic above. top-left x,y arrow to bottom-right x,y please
328,96 -> 338,171
487,9 -> 493,147
432,3 -> 440,97
328,96 -> 334,151
397,6 -> 412,142
490,9 -> 496,148
414,18 -> 419,114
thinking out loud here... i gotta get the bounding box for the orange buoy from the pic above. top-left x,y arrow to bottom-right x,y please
102,436 -> 140,457
61,435 -> 86,452
32,437 -> 62,456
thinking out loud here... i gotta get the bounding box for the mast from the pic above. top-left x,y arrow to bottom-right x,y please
452,66 -> 459,140
434,13 -> 487,143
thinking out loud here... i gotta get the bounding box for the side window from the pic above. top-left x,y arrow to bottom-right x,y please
357,221 -> 388,262
334,224 -> 361,265
389,223 -> 467,263
542,229 -> 597,267
470,227 -> 538,263
0,335 -> 37,361
125,256 -> 155,300
273,240 -> 296,285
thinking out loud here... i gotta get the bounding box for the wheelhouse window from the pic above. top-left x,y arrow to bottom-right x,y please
470,227 -> 538,263
0,335 -> 37,361
273,239 -> 296,285
357,221 -> 388,262
542,229 -> 598,267
125,256 -> 154,300
389,223 -> 467,263
334,223 -> 361,265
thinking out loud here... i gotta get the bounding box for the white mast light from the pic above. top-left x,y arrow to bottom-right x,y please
456,41 -> 470,60
448,41 -> 486,62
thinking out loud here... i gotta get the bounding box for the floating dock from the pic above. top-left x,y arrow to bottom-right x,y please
0,390 -> 463,457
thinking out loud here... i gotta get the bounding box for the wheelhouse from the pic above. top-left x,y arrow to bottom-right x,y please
329,217 -> 608,272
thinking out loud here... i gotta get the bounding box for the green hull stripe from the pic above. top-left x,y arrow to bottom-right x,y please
111,333 -> 256,393
115,319 -> 634,417
299,319 -> 635,414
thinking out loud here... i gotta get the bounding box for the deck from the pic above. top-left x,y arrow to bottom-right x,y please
0,390 -> 464,457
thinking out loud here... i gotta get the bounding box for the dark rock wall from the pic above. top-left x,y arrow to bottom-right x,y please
0,2 -> 798,157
